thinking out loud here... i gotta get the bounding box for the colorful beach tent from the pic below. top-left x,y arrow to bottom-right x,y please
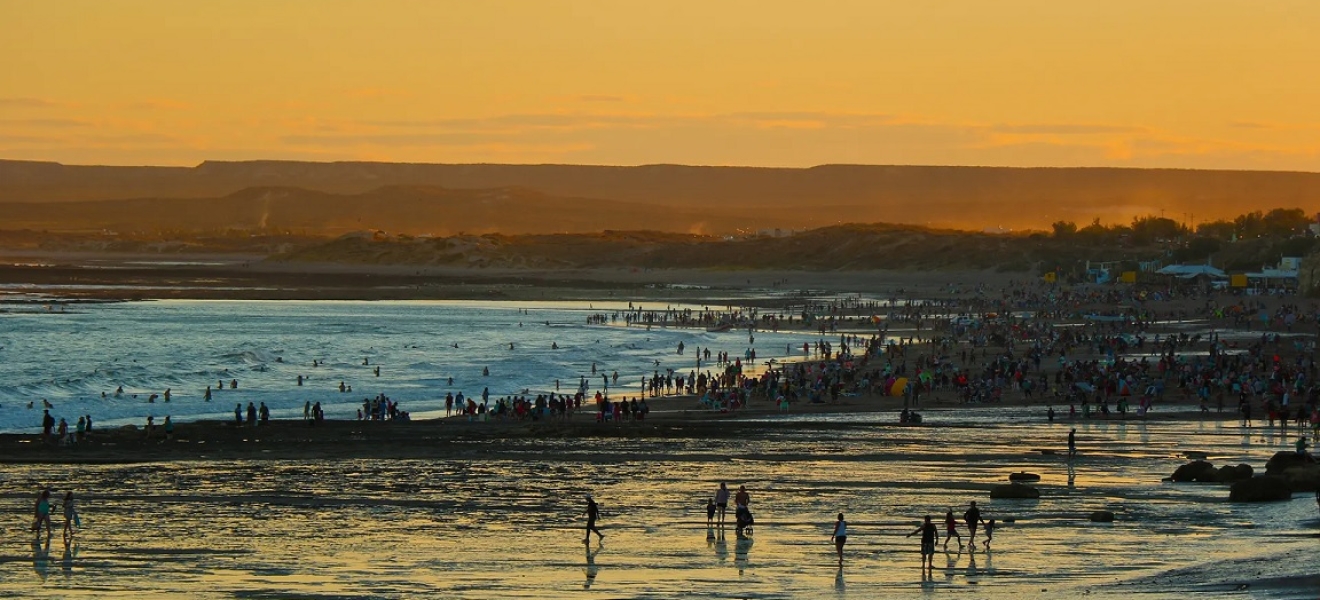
889,377 -> 908,396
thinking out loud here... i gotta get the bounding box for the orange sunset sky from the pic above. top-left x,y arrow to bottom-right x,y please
2,0 -> 1318,170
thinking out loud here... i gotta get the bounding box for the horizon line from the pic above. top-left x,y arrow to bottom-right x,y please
2,157 -> 1320,176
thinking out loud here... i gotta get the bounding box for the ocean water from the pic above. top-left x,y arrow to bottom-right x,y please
0,300 -> 811,433
1,412 -> 1316,598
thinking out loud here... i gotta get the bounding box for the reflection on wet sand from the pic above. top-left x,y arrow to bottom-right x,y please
31,538 -> 49,582
1,410 -> 1316,599
711,527 -> 727,564
60,542 -> 75,579
583,543 -> 601,589
734,533 -> 753,576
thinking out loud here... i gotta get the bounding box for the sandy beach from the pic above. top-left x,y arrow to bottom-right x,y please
2,259 -> 1318,599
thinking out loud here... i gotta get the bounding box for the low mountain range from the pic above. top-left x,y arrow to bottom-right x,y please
2,159 -> 1318,234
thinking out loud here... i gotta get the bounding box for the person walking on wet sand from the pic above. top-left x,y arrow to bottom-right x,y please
943,508 -> 962,550
830,513 -> 847,564
714,482 -> 730,526
906,515 -> 938,573
32,489 -> 52,538
964,501 -> 983,547
584,495 -> 604,543
1068,428 -> 1077,458
62,491 -> 78,541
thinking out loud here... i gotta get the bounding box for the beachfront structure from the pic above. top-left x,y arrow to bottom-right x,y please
1154,264 -> 1227,280
1243,257 -> 1301,292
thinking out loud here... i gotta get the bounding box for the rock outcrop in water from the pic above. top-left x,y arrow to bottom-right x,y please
989,483 -> 1040,499
1263,451 -> 1320,492
1169,460 -> 1218,482
1167,460 -> 1253,484
1216,464 -> 1254,483
1228,476 -> 1293,502
1265,451 -> 1316,474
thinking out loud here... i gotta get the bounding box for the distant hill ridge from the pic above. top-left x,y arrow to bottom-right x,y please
0,184 -> 740,236
1,159 -> 1317,232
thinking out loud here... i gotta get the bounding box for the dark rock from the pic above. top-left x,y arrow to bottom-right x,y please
1170,460 -> 1218,483
1228,476 -> 1293,502
1215,463 -> 1254,483
1264,451 -> 1317,475
1089,510 -> 1115,522
1009,471 -> 1041,482
1281,464 -> 1320,492
990,483 -> 1041,499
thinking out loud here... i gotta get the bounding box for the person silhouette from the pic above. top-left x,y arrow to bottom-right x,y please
583,495 -> 604,542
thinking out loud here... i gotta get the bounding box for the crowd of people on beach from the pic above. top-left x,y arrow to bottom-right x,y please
27,277 -> 1320,455
15,276 -> 1320,595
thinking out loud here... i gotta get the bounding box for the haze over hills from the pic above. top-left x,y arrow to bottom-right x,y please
1,159 -> 1318,234
0,186 -> 786,236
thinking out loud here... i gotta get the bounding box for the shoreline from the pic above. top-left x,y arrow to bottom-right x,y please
0,394 -> 1255,465
4,256 -> 1316,465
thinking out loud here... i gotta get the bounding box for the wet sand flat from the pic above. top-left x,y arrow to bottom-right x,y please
2,408 -> 1317,599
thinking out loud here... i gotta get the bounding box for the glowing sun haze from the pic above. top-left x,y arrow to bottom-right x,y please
2,0 -> 1317,170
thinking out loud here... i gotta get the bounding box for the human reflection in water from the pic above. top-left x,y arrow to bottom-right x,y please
583,542 -> 601,589
965,548 -> 979,579
734,531 -> 753,576
834,565 -> 845,593
32,537 -> 50,582
712,528 -> 728,563
1067,459 -> 1077,489
944,548 -> 961,582
61,540 -> 76,579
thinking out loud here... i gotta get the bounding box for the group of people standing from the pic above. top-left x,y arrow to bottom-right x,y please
706,482 -> 754,536
39,409 -> 93,447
